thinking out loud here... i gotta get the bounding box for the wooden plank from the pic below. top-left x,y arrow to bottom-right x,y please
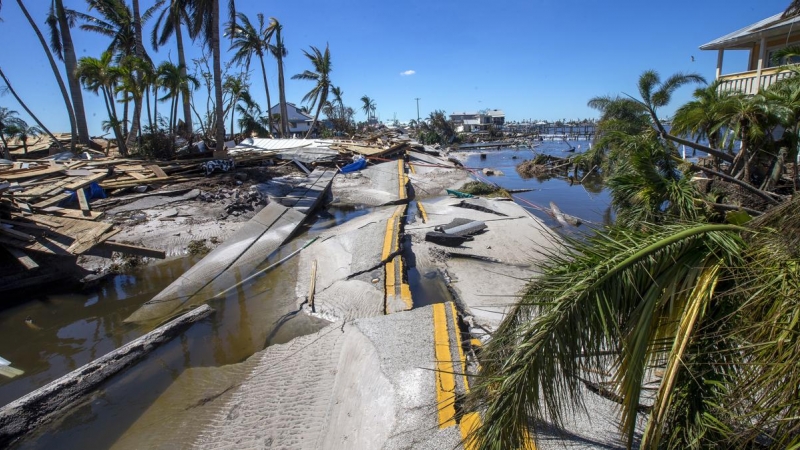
0,165 -> 65,181
63,172 -> 107,191
76,188 -> 91,214
127,172 -> 151,180
0,227 -> 36,242
32,192 -> 72,209
12,214 -> 63,228
4,247 -> 39,270
66,221 -> 113,254
99,241 -> 166,259
146,165 -> 168,178
42,208 -> 104,221
0,219 -> 50,231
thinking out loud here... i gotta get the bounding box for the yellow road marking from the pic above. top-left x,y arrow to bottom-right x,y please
408,162 -> 417,174
433,303 -> 456,428
460,412 -> 482,449
383,205 -> 411,313
417,201 -> 429,223
470,338 -> 482,348
397,160 -> 407,200
449,303 -> 469,390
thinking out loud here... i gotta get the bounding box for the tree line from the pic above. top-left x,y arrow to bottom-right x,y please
0,0 -> 380,159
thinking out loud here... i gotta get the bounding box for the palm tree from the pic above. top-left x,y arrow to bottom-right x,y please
292,44 -> 332,139
671,81 -> 736,153
46,0 -> 90,145
0,106 -> 21,159
10,0 -> 78,151
227,12 -> 274,137
360,95 -> 376,122
267,17 -> 289,137
222,74 -> 247,138
4,119 -> 43,155
330,86 -> 344,119
0,67 -> 61,155
151,0 -> 194,135
467,199 -> 800,449
190,0 -> 232,151
82,0 -> 155,149
156,61 -> 199,135
76,52 -> 126,155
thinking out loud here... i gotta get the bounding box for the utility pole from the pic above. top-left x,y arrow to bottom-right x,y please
415,98 -> 420,123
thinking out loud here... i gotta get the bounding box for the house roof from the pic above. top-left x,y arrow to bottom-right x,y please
450,112 -> 479,116
700,12 -> 800,50
269,102 -> 314,122
488,109 -> 505,117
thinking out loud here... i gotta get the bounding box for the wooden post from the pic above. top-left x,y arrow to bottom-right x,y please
308,260 -> 317,313
715,49 -> 724,80
756,36 -> 767,93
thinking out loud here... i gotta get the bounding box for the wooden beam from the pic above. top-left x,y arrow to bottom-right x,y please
0,227 -> 35,242
32,192 -> 72,209
146,164 -> 168,178
76,188 -> 91,216
98,241 -> 166,259
4,247 -> 39,270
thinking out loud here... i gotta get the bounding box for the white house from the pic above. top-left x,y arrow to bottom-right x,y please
701,11 -> 800,95
268,103 -> 314,136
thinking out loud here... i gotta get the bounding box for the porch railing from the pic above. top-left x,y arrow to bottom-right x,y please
718,67 -> 796,95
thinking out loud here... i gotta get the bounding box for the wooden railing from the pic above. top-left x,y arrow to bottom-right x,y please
718,67 -> 796,95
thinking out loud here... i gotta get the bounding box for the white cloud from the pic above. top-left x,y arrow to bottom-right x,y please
400,70 -> 416,76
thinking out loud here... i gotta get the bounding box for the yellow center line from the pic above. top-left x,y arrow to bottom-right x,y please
433,303 -> 456,428
397,159 -> 407,200
408,162 -> 417,174
449,302 -> 469,391
417,201 -> 429,224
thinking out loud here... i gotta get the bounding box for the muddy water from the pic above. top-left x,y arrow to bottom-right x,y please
2,208 -> 367,449
462,140 -> 613,228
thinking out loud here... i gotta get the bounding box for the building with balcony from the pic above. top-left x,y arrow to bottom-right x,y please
700,11 -> 800,95
449,109 -> 505,132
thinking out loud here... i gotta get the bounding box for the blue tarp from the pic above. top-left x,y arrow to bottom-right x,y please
59,182 -> 106,207
340,158 -> 367,173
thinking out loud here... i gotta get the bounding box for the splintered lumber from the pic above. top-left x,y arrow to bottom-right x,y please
146,164 -> 168,178
98,241 -> 166,259
41,208 -> 104,221
0,226 -> 35,242
0,214 -> 112,256
66,221 -> 114,254
0,305 -> 214,446
0,165 -> 66,181
63,172 -> 106,191
4,247 -> 39,270
32,193 -> 72,209
76,188 -> 91,214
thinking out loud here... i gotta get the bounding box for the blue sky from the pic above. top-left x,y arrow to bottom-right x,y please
0,0 -> 792,135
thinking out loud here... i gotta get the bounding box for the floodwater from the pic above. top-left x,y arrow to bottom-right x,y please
1,143 -> 610,448
1,210 -> 357,449
460,139 -> 613,229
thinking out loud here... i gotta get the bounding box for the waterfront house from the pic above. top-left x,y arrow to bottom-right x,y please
449,110 -> 504,132
268,103 -> 314,136
701,11 -> 800,95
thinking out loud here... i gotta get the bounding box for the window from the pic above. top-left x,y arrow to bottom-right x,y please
766,46 -> 800,68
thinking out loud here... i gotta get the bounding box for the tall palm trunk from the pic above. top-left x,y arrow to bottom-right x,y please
212,1 -> 225,151
145,85 -> 153,131
153,86 -> 159,131
0,133 -> 9,160
257,54 -> 273,137
102,84 -> 125,155
125,0 -> 145,151
0,66 -> 62,156
17,0 -> 77,151
175,18 -> 192,136
55,0 -> 90,146
305,92 -> 327,139
276,51 -> 289,137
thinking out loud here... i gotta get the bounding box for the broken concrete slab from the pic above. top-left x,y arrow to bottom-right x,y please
407,155 -> 472,199
125,168 -> 334,323
331,160 -> 408,207
106,189 -> 200,215
195,306 -> 462,450
295,205 -> 410,321
407,197 -> 560,330
125,203 -> 305,323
